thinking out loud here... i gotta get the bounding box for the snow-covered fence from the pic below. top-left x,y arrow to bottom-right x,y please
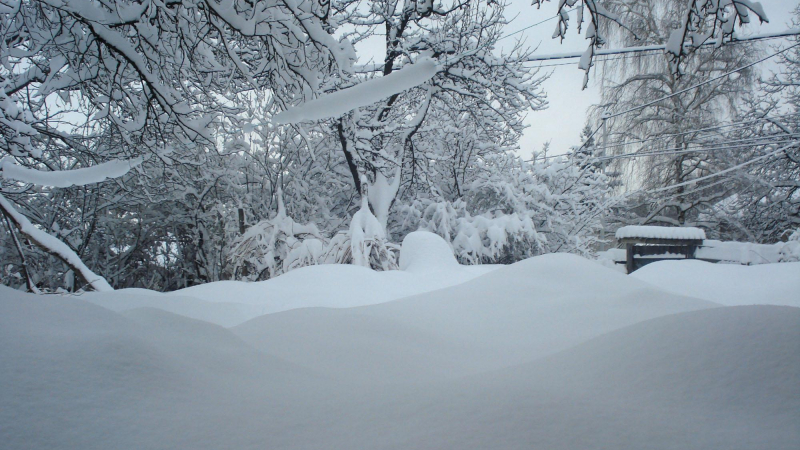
601,229 -> 800,270
697,239 -> 800,265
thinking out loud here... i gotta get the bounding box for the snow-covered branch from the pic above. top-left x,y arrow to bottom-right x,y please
0,193 -> 113,291
2,158 -> 143,188
273,58 -> 438,124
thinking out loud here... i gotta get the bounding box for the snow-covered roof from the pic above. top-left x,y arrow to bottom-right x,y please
615,225 -> 706,241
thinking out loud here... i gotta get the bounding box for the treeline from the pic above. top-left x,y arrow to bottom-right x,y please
0,0 -> 796,292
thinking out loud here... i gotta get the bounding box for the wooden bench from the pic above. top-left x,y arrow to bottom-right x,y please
615,226 -> 706,274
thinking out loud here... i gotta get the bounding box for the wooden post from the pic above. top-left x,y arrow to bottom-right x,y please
238,208 -> 245,235
626,243 -> 634,274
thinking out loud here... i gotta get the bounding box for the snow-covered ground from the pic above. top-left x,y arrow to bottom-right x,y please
1,232 -> 798,449
632,259 -> 800,307
82,232 -> 499,326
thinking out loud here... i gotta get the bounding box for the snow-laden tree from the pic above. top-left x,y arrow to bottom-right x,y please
0,0 -> 690,290
721,19 -> 800,243
591,0 -> 758,228
0,144 -> 142,291
278,0 -> 547,239
0,0 -> 356,290
532,0 -> 768,86
392,149 -> 612,263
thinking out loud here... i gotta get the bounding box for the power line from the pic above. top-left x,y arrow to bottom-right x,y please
596,136 -> 800,163
522,29 -> 800,63
531,51 -> 663,68
645,140 -> 799,194
593,132 -> 800,160
586,114 -> 798,153
524,34 -> 796,72
499,7 -> 577,41
528,35 -> 791,68
533,133 -> 799,163
604,42 -> 800,120
649,177 -> 732,205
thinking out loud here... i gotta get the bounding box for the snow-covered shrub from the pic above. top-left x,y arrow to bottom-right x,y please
284,238 -> 326,272
394,198 -> 543,264
390,148 -> 613,265
320,231 -> 351,265
395,199 -> 465,243
524,156 -> 612,257
452,212 -> 542,264
322,198 -> 398,271
463,153 -> 612,260
228,200 -> 324,281
779,230 -> 800,263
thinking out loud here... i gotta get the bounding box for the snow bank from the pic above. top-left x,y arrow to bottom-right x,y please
81,289 -> 259,328
380,305 -> 800,450
518,305 -> 800,410
84,235 -> 497,326
632,259 -> 800,307
0,286 -> 320,450
273,58 -> 438,124
616,225 -> 706,240
233,253 -> 717,382
174,258 -> 495,310
3,271 -> 797,450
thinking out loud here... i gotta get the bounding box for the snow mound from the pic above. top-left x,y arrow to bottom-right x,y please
82,289 -> 258,327
374,305 -> 800,450
83,258 -> 497,326
0,287 -> 318,450
616,225 -> 706,240
398,231 -> 458,272
233,253 -> 717,382
2,275 -> 797,449
515,305 -> 800,408
632,259 -> 800,307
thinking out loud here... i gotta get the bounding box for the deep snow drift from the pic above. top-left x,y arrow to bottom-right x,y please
82,231 -> 497,326
233,253 -> 717,382
364,305 -> 800,450
3,240 -> 798,450
632,259 -> 800,307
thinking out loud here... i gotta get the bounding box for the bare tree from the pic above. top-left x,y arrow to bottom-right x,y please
533,0 -> 767,86
591,0 -> 758,227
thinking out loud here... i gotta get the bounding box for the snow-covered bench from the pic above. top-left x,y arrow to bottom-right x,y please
615,226 -> 706,274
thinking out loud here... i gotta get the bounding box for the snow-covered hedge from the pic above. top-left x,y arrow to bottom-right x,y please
598,231 -> 800,267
